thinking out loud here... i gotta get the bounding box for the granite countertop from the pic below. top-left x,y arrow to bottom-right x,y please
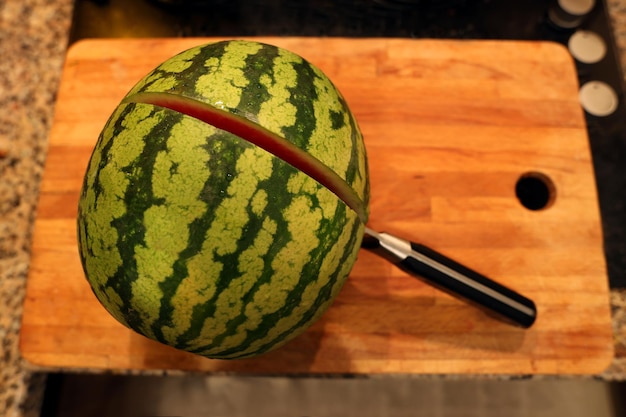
2,1 -> 626,416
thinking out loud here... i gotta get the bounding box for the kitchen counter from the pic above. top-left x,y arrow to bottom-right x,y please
2,1 -> 626,416
0,3 -> 74,417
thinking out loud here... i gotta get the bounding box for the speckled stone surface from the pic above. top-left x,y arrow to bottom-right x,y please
602,289 -> 626,379
0,1 -> 73,416
2,1 -> 626,417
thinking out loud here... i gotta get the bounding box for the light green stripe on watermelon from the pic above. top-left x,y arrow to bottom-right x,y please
128,46 -> 203,96
199,185 -> 360,358
180,216 -> 279,352
229,222 -> 362,359
78,103 -> 165,328
143,42 -> 273,344
250,189 -> 268,216
259,217 -> 363,358
130,114 -> 215,338
194,41 -> 264,111
188,191 -> 323,353
204,208 -> 362,359
307,69 -> 354,184
287,170 -> 339,220
160,144 -> 274,344
256,49 -> 298,134
145,43 -> 282,347
188,166 -> 359,357
307,64 -> 368,209
164,45 -> 354,354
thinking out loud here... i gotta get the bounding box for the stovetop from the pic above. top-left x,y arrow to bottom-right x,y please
70,0 -> 626,288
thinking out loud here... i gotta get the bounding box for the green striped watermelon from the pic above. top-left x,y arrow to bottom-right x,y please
77,40 -> 370,359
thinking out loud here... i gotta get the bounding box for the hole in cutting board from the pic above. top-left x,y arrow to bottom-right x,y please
515,172 -> 556,210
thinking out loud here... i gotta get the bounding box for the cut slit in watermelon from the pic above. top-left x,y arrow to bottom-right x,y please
123,91 -> 368,224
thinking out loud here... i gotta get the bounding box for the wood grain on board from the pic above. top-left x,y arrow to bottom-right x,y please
20,38 -> 613,374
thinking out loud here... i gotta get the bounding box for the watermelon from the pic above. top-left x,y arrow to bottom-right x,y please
77,40 -> 370,359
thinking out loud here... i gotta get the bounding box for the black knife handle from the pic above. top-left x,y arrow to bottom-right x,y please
399,242 -> 537,328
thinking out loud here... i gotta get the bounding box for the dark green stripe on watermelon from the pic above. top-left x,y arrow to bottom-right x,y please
194,206 -> 362,359
107,108 -> 175,331
181,164 -> 347,356
156,44 -> 283,347
151,130 -> 251,343
280,57 -> 317,149
78,103 -> 174,330
161,43 -> 354,354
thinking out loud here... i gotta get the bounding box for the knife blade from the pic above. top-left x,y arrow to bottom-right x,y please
362,227 -> 537,328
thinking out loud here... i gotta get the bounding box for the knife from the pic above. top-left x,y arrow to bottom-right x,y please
362,227 -> 537,328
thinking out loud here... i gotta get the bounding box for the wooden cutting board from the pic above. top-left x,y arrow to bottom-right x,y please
20,38 -> 614,375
